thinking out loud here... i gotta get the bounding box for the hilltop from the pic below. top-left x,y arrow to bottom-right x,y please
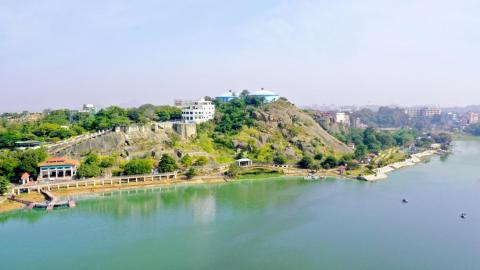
8,98 -> 351,164
0,97 -> 354,183
174,98 -> 352,165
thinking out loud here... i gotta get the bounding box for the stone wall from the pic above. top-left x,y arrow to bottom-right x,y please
173,123 -> 197,139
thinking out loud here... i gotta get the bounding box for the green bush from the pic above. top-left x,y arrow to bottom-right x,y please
298,156 -> 314,169
180,154 -> 193,167
77,162 -> 102,178
194,156 -> 208,166
124,159 -> 153,175
185,167 -> 197,179
158,154 -> 178,173
273,153 -> 288,165
321,156 -> 338,169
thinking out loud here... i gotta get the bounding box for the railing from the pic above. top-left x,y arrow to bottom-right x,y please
12,172 -> 178,195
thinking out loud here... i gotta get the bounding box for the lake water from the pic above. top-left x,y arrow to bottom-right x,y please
1,141 -> 480,270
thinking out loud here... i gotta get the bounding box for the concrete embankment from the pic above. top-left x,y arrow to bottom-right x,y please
359,150 -> 438,182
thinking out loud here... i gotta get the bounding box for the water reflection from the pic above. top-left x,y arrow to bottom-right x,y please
0,177 -> 307,224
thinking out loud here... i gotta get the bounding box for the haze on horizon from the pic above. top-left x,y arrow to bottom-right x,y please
0,0 -> 479,112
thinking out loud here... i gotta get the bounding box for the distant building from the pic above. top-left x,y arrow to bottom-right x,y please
334,112 -> 350,126
38,157 -> 79,181
404,107 -> 441,118
79,104 -> 97,114
216,90 -> 238,103
174,99 -> 196,107
352,117 -> 368,129
423,107 -> 442,118
181,98 -> 215,124
466,112 -> 479,125
248,88 -> 280,103
15,140 -> 42,150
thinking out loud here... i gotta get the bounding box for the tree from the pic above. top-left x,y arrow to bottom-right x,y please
77,162 -> 102,178
227,163 -> 240,178
0,131 -> 23,149
465,124 -> 480,136
185,167 -> 197,179
155,106 -> 182,122
314,153 -> 324,160
99,156 -> 115,168
0,176 -> 10,195
321,156 -> 338,169
158,154 -> 178,173
0,151 -> 19,180
124,159 -> 153,175
93,106 -> 131,130
339,154 -> 353,165
194,156 -> 208,166
273,153 -> 288,165
180,154 -> 193,167
239,90 -> 250,97
15,148 -> 47,179
298,156 -> 314,169
354,144 -> 368,160
433,133 -> 452,145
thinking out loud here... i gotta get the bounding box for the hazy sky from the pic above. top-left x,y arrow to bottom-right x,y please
0,0 -> 479,112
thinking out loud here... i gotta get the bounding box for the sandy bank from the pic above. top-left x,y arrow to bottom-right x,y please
359,150 -> 439,181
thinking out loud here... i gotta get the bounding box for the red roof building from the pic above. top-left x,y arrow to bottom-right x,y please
38,157 -> 79,181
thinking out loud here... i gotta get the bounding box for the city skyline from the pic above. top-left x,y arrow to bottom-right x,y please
1,0 -> 479,112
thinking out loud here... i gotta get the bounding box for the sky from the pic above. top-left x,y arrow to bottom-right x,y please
0,0 -> 479,112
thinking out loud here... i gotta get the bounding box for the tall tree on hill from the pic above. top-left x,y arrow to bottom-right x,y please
0,176 -> 10,195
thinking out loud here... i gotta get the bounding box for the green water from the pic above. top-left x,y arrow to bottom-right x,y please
1,141 -> 480,270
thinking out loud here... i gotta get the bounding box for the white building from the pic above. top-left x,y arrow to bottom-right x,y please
181,98 -> 215,123
334,112 -> 350,126
404,107 -> 441,118
249,88 -> 280,103
79,104 -> 97,114
466,112 -> 479,125
216,90 -> 238,103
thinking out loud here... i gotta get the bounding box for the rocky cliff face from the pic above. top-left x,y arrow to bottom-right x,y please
51,125 -> 175,160
252,99 -> 352,155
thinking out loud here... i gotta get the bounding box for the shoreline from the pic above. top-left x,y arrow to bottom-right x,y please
359,149 -> 442,181
0,150 -> 443,213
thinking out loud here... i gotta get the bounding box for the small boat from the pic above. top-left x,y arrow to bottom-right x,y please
461,213 -> 467,219
304,174 -> 325,181
402,199 -> 409,203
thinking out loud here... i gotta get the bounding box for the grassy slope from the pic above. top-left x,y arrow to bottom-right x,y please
178,99 -> 352,165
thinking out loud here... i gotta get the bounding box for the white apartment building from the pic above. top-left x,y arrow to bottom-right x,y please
404,107 -> 441,118
466,112 -> 479,124
181,98 -> 215,123
334,112 -> 350,126
79,104 -> 97,114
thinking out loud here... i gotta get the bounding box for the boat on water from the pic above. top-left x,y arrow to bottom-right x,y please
304,174 -> 326,181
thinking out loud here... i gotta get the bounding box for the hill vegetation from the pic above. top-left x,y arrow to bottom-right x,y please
0,105 -> 181,148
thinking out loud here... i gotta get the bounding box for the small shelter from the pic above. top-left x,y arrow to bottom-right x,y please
38,157 -> 79,181
236,158 -> 253,167
20,172 -> 30,185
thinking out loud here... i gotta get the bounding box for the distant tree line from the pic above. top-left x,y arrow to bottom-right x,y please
0,105 -> 182,149
351,106 -> 441,129
465,124 -> 480,136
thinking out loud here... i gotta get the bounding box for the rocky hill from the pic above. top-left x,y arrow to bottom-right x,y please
51,99 -> 352,164
253,100 -> 352,154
